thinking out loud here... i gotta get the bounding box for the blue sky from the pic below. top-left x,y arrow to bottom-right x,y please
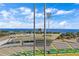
0,3 -> 79,29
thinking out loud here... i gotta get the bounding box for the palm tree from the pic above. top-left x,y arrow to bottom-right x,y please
38,28 -> 42,33
47,13 -> 52,29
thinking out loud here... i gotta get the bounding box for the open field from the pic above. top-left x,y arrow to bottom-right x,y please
0,32 -> 79,56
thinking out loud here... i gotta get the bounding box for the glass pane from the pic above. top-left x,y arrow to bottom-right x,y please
35,3 -> 45,56
46,3 -> 79,56
0,3 -> 79,56
0,3 -> 34,56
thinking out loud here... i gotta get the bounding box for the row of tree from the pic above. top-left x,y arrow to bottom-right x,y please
57,32 -> 79,39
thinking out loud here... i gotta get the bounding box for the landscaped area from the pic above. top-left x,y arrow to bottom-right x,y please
11,49 -> 79,56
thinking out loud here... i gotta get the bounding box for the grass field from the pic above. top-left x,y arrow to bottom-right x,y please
11,49 -> 79,56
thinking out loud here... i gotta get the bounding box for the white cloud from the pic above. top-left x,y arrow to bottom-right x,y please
0,6 -> 77,29
59,21 -> 69,28
9,8 -> 18,15
48,21 -> 70,29
36,13 -> 43,18
46,8 -> 57,13
0,7 -> 34,21
43,20 -> 71,29
46,8 -> 74,15
0,10 -> 10,18
46,8 -> 53,13
19,7 -> 32,15
59,21 -> 67,26
0,21 -> 33,28
55,10 -> 74,15
0,19 -> 78,29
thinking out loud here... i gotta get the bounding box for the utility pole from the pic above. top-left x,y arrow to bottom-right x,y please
44,3 -> 46,56
33,3 -> 36,56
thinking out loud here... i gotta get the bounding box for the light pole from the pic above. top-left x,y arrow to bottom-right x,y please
44,3 -> 46,56
33,3 -> 36,56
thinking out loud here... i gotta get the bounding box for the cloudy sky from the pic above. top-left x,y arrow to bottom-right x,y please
0,3 -> 79,29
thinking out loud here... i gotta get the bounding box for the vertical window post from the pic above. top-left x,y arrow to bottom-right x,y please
33,3 -> 36,56
44,3 -> 46,56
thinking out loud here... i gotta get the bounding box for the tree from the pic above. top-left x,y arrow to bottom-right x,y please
47,13 -> 52,29
66,32 -> 74,38
38,28 -> 42,33
76,32 -> 79,37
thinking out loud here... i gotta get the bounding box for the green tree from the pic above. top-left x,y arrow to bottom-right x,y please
38,28 -> 42,33
66,32 -> 73,37
77,32 -> 79,37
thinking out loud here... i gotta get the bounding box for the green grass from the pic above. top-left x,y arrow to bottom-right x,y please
67,49 -> 76,53
49,49 -> 58,54
74,49 -> 79,53
11,49 -> 79,56
11,51 -> 33,56
58,49 -> 67,54
49,49 -> 78,54
11,50 -> 44,56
